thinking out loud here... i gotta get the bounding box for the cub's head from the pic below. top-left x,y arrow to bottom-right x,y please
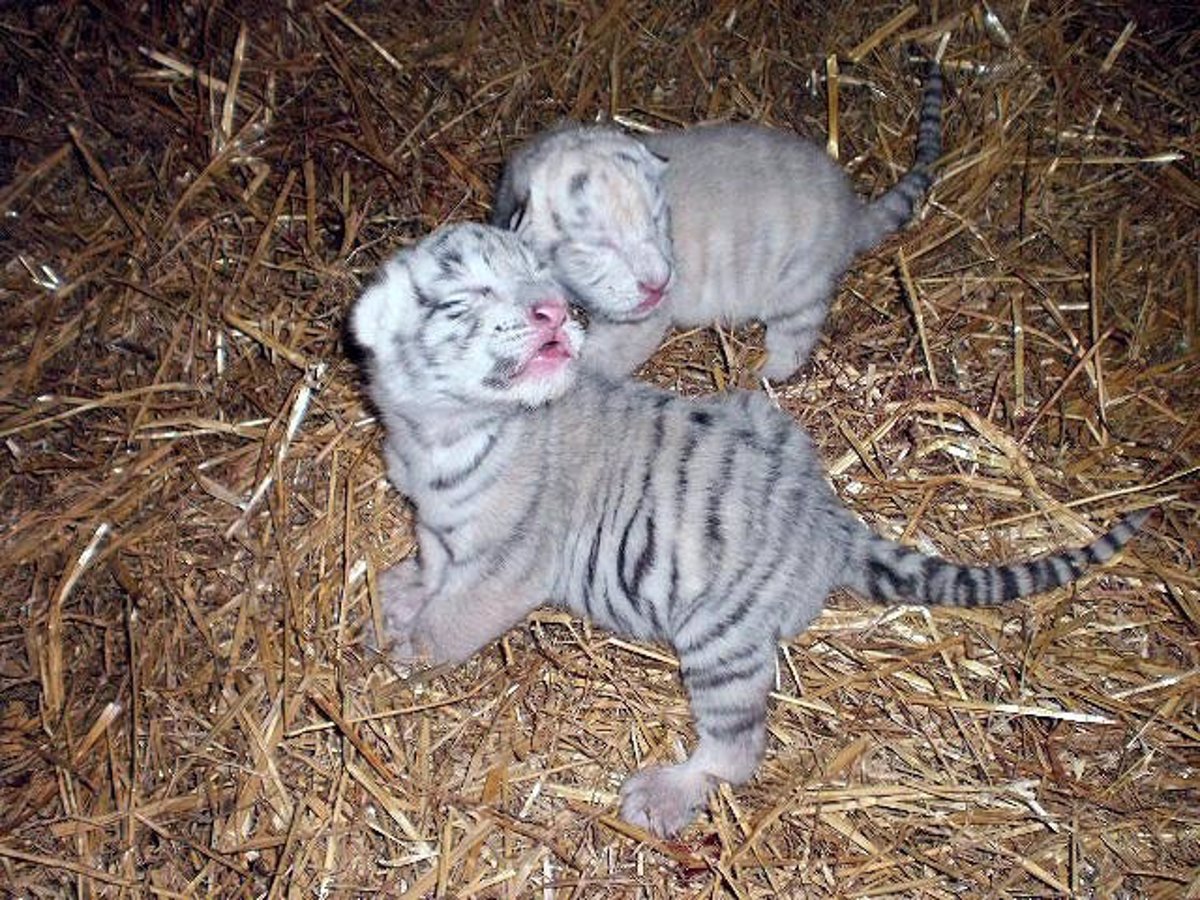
349,223 -> 583,412
495,126 -> 674,322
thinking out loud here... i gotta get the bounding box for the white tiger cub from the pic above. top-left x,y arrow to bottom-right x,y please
491,61 -> 944,380
350,223 -> 1148,837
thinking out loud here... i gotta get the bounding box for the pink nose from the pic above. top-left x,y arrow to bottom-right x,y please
530,301 -> 567,329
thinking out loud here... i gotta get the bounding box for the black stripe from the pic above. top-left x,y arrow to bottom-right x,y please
706,440 -> 737,546
616,509 -> 637,597
954,568 -> 978,606
427,524 -> 454,562
699,709 -> 765,742
600,475 -> 636,629
413,283 -> 437,308
683,656 -> 767,693
921,555 -> 948,597
722,479 -> 807,609
680,509 -> 794,654
680,641 -> 763,679
581,521 -> 605,619
444,465 -> 502,510
430,431 -> 499,490
674,430 -> 700,516
999,566 -> 1021,600
1032,558 -> 1056,592
630,516 -> 657,597
705,509 -> 723,545
696,532 -> 769,644
867,558 -> 895,599
584,521 -> 604,589
480,460 -> 546,578
582,407 -> 632,625
613,406 -> 668,611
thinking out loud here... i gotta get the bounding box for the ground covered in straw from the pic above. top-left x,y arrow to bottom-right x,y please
1,1 -> 1197,897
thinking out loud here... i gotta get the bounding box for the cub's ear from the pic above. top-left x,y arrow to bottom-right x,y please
349,255 -> 418,355
640,143 -> 670,170
491,160 -> 530,231
611,141 -> 669,178
341,311 -> 370,371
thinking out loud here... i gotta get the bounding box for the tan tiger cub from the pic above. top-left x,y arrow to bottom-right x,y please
492,61 -> 943,380
350,223 -> 1148,837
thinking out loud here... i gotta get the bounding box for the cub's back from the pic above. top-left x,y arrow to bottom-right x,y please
639,125 -> 864,321
531,374 -> 849,643
643,124 -> 855,211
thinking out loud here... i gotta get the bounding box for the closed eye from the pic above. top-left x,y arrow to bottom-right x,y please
437,299 -> 472,320
447,285 -> 495,303
438,285 -> 495,317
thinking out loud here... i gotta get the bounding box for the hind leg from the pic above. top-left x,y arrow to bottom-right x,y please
580,314 -> 670,376
760,279 -> 834,381
619,641 -> 775,836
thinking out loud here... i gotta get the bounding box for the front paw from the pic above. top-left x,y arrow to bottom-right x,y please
758,352 -> 800,382
619,764 -> 716,837
373,562 -> 428,662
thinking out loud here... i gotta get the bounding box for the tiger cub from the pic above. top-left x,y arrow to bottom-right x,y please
491,61 -> 943,380
349,223 -> 1147,837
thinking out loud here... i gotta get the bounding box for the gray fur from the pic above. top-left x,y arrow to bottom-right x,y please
351,224 -> 1148,838
492,61 -> 944,380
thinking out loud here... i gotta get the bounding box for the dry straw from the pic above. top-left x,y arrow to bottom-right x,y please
1,2 -> 1197,897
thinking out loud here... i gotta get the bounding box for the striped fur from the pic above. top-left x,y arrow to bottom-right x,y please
351,225 -> 1147,838
492,61 -> 944,380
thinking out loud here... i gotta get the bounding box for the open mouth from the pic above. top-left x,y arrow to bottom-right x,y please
534,334 -> 572,361
515,332 -> 574,377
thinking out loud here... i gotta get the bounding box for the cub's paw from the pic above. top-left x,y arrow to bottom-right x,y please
759,330 -> 811,382
372,561 -> 428,662
758,352 -> 800,383
619,763 -> 716,838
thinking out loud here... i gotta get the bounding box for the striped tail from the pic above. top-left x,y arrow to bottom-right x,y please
846,509 -> 1150,608
854,59 -> 944,253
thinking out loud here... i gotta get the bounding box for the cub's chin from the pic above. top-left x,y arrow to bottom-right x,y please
508,362 -> 577,409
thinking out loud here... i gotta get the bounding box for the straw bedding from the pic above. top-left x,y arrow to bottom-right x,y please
1,2 -> 1197,896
